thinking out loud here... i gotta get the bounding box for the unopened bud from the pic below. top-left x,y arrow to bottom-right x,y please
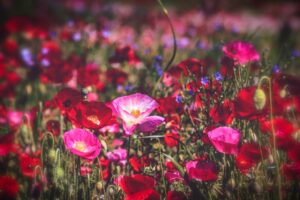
253,88 -> 266,110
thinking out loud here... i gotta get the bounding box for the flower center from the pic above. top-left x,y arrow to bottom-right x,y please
74,141 -> 87,152
87,115 -> 101,125
130,109 -> 141,118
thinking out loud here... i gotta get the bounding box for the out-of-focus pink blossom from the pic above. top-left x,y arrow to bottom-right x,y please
208,126 -> 241,155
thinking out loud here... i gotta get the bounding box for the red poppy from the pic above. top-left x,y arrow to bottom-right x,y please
209,99 -> 235,125
19,153 -> 42,178
118,174 -> 160,200
97,157 -> 111,181
162,66 -> 183,87
54,88 -> 82,114
288,143 -> 300,163
156,96 -> 184,115
166,191 -> 187,200
4,16 -> 32,33
45,120 -> 60,136
109,46 -> 140,64
77,64 -> 100,87
0,134 -> 16,156
164,133 -> 180,147
185,160 -> 219,181
177,58 -> 206,78
40,61 -> 73,84
68,101 -> 112,129
282,162 -> 300,180
129,156 -> 144,172
259,117 -> 296,150
236,143 -> 269,174
0,66 -> 21,98
234,86 -> 268,120
0,175 -> 19,200
106,68 -> 128,85
3,38 -> 18,54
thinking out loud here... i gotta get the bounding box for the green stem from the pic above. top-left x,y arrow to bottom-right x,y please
152,0 -> 177,96
258,76 -> 282,200
126,136 -> 131,175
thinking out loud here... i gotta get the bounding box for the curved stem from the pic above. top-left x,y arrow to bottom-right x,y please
257,76 -> 282,200
152,0 -> 177,96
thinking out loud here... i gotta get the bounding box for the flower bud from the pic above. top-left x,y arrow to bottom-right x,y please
48,149 -> 56,162
253,88 -> 266,110
55,167 -> 64,179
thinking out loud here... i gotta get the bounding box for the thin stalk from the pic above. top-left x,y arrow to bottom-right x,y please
152,0 -> 177,96
258,76 -> 282,200
126,136 -> 131,175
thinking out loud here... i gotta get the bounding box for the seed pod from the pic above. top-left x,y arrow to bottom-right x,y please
253,88 -> 266,110
48,149 -> 56,162
55,167 -> 64,179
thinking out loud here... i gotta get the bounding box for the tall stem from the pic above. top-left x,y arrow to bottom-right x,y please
152,0 -> 177,96
257,76 -> 282,200
126,136 -> 131,175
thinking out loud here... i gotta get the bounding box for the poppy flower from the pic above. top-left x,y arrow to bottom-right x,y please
111,93 -> 164,135
156,96 -> 184,115
208,126 -> 241,155
77,64 -> 100,87
209,99 -> 235,125
0,175 -> 19,200
235,143 -> 269,174
234,86 -> 268,120
288,143 -> 300,163
164,132 -> 180,147
164,170 -> 184,184
259,117 -> 296,150
185,160 -> 219,181
177,58 -> 206,78
166,191 -> 187,200
45,120 -> 60,136
80,166 -> 92,177
129,156 -> 145,172
222,41 -> 260,65
118,174 -> 160,200
282,162 -> 300,180
68,101 -> 112,129
109,46 -> 140,64
40,61 -> 73,84
54,88 -> 82,114
106,148 -> 127,165
106,68 -> 128,85
63,128 -> 101,160
19,153 -> 42,178
162,66 -> 182,87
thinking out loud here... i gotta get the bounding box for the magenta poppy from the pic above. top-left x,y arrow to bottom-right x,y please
63,128 -> 101,160
106,148 -> 127,165
185,160 -> 219,181
208,126 -> 241,155
222,41 -> 260,65
111,93 -> 164,135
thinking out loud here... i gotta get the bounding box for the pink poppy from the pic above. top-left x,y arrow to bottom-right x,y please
106,148 -> 127,165
222,41 -> 260,65
111,93 -> 164,135
63,128 -> 101,160
208,126 -> 241,155
185,160 -> 219,181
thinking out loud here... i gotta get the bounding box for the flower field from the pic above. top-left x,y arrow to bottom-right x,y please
0,0 -> 300,199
